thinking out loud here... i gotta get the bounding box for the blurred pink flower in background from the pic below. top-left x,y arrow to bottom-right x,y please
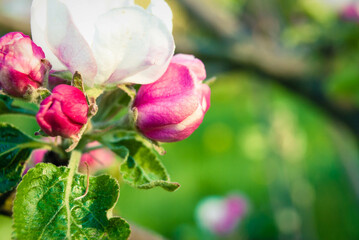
195,193 -> 249,235
80,141 -> 116,173
23,149 -> 47,175
340,3 -> 359,22
24,141 -> 115,175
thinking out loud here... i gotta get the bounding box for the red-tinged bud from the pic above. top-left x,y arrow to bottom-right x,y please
0,32 -> 51,97
133,54 -> 211,142
36,84 -> 88,138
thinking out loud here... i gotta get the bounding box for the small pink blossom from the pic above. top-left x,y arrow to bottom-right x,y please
133,54 -> 211,142
0,32 -> 51,97
36,84 -> 88,138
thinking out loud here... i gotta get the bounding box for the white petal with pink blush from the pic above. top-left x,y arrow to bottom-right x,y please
31,0 -> 174,86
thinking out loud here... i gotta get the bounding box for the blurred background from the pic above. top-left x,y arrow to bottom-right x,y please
2,0 -> 359,239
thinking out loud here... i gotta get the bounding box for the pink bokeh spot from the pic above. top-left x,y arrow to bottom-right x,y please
196,194 -> 249,235
23,149 -> 47,175
341,4 -> 359,22
80,141 -> 116,172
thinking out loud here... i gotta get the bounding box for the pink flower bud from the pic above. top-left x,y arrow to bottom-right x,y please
133,54 -> 211,142
80,141 -> 116,173
0,32 -> 51,97
36,84 -> 88,138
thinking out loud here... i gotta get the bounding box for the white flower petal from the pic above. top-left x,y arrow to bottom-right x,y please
57,0 -> 135,46
31,0 -> 66,70
147,0 -> 173,32
46,0 -> 97,83
92,7 -> 175,85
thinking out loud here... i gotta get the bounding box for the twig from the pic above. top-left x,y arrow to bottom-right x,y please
174,0 -> 359,143
177,0 -> 242,40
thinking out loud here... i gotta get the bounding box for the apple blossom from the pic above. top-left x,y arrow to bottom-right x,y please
133,54 -> 211,142
36,84 -> 88,138
0,32 -> 51,97
31,0 -> 175,87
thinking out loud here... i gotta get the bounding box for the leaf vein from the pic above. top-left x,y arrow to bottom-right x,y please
38,204 -> 65,239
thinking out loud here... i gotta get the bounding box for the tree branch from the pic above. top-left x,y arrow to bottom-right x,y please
176,0 -> 359,142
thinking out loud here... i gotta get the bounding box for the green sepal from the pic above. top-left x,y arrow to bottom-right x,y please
72,71 -> 85,92
13,163 -> 131,240
36,88 -> 51,100
0,123 -> 44,193
100,133 -> 180,192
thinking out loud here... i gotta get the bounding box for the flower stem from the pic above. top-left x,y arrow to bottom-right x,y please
65,150 -> 81,239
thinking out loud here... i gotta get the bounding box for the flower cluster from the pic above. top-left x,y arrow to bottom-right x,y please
0,2 -> 212,238
0,0 -> 211,147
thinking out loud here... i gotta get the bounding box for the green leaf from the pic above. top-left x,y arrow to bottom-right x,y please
0,95 -> 13,115
0,95 -> 36,116
0,123 -> 40,193
102,136 -> 180,192
13,163 -> 130,240
104,218 -> 131,240
92,88 -> 132,123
